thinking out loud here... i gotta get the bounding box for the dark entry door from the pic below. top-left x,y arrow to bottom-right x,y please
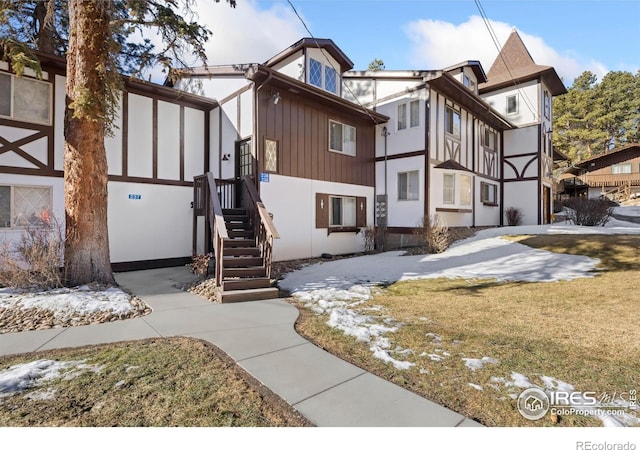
235,138 -> 253,205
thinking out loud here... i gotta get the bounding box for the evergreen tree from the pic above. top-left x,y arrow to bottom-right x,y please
1,0 -> 236,285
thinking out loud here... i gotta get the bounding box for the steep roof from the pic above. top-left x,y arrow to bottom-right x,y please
564,143 -> 640,175
479,30 -> 566,96
264,38 -> 354,73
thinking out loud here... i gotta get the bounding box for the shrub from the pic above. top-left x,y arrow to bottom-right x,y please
360,226 -> 377,252
0,218 -> 65,290
563,198 -> 612,226
415,214 -> 449,254
505,207 -> 524,226
188,253 -> 213,277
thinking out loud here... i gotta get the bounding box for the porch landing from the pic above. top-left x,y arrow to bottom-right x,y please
0,267 -> 479,427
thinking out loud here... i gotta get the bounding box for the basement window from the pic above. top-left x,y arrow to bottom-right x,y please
0,185 -> 53,228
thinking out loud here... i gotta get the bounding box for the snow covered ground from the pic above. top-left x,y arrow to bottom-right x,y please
281,220 -> 640,426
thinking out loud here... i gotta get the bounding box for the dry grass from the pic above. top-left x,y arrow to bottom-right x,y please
0,337 -> 310,427
295,235 -> 640,427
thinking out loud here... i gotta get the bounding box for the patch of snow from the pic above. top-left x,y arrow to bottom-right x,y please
468,383 -> 484,391
425,353 -> 444,362
462,356 -> 499,371
370,345 -> 415,370
25,388 -> 56,401
114,380 -> 126,388
0,286 -> 134,319
419,368 -> 430,375
0,359 -> 103,400
425,333 -> 443,343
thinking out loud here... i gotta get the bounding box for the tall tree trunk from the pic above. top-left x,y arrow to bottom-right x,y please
34,0 -> 55,54
64,1 -> 115,286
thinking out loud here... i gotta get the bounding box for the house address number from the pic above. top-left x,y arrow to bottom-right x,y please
128,194 -> 142,200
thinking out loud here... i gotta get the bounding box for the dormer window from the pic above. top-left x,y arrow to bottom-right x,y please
308,57 -> 339,94
463,75 -> 475,92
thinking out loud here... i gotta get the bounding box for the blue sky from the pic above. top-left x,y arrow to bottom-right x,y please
191,0 -> 640,85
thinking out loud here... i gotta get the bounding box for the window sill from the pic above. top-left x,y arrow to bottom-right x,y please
327,226 -> 361,235
481,202 -> 499,207
328,149 -> 356,157
436,207 -> 472,213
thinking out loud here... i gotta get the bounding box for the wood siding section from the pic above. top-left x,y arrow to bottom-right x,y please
257,89 -> 375,187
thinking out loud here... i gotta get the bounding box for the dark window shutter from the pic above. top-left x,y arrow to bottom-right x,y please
316,193 -> 329,228
356,196 -> 367,227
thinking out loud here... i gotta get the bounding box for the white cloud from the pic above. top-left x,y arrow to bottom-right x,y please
194,0 -> 305,65
405,15 -> 608,85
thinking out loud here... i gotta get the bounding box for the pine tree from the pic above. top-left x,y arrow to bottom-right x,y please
1,0 -> 236,285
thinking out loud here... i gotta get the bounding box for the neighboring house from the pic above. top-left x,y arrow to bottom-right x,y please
479,30 -> 567,225
342,29 -> 566,245
558,143 -> 640,201
0,52 -> 216,270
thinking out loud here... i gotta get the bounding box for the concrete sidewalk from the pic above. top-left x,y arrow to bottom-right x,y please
0,267 -> 480,427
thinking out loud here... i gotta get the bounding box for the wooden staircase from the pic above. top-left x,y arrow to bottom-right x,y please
220,208 -> 278,302
193,174 -> 280,303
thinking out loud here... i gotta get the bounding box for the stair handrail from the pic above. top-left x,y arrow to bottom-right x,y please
206,172 -> 228,287
241,175 -> 279,279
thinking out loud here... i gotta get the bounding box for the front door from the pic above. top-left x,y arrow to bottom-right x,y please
235,138 -> 253,206
543,186 -> 551,224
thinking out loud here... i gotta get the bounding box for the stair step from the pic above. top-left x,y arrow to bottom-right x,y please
223,247 -> 260,257
228,230 -> 254,239
223,267 -> 266,278
224,238 -> 255,248
220,287 -> 280,303
222,208 -> 246,215
225,222 -> 252,230
222,277 -> 271,291
223,256 -> 264,268
224,214 -> 249,222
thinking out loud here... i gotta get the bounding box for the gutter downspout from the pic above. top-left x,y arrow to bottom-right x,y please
253,69 -> 273,193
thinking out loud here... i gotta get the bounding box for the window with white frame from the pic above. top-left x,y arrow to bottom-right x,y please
329,120 -> 356,156
611,163 -> 632,174
460,175 -> 471,206
309,58 -> 322,88
308,58 -> 339,94
397,103 -> 407,130
325,66 -> 337,94
506,94 -> 518,115
0,185 -> 52,228
463,75 -> 476,92
0,72 -> 52,125
397,100 -> 420,131
443,173 -> 455,204
330,196 -> 356,227
398,170 -> 419,201
410,100 -> 420,127
482,128 -> 495,150
481,182 -> 497,205
445,107 -> 460,138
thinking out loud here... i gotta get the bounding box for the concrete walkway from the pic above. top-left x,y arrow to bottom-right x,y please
0,267 -> 480,427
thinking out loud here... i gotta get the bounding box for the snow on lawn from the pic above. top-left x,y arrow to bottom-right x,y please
462,356 -> 499,371
281,223 -> 640,372
488,372 -> 640,427
0,285 -> 136,319
0,359 -> 104,401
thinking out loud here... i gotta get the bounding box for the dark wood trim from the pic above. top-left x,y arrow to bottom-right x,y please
522,155 -> 538,179
481,202 -> 499,207
218,107 -> 223,179
0,117 -> 52,132
537,123 -> 542,225
436,207 -> 472,213
327,226 -> 361,235
112,256 -> 192,272
123,85 -> 216,111
0,167 -> 62,177
108,175 -> 193,187
472,117 -> 476,227
504,151 -> 538,158
152,98 -> 158,179
503,177 -> 539,183
204,110 -> 210,173
179,105 -> 185,182
424,88 -> 431,218
436,91 -> 440,162
122,93 -> 129,177
500,131 -> 504,226
218,83 -> 252,107
375,150 -> 425,162
48,74 -> 56,170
